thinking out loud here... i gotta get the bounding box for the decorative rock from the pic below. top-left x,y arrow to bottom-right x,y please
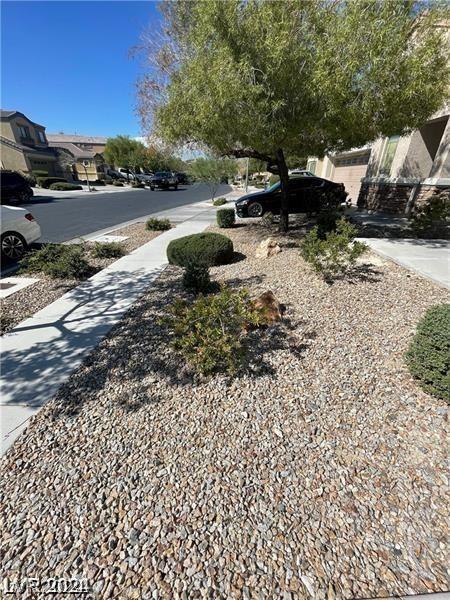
255,237 -> 282,258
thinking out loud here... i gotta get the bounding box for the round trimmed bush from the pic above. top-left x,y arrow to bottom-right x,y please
213,197 -> 227,206
167,232 -> 234,267
217,208 -> 236,228
405,304 -> 450,402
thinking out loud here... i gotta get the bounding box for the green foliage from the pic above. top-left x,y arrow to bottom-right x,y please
187,157 -> 237,200
21,243 -> 92,279
410,192 -> 449,239
162,287 -> 265,375
146,217 -> 171,231
406,304 -> 450,402
182,263 -> 213,294
93,179 -> 106,186
32,170 -> 48,177
104,135 -> 147,172
301,218 -> 367,280
37,177 -> 67,189
91,241 -> 125,259
213,197 -> 227,206
167,232 -> 234,267
316,209 -> 343,239
217,208 -> 235,228
49,182 -> 83,191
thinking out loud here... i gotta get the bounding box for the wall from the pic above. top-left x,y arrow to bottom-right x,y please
0,143 -> 28,171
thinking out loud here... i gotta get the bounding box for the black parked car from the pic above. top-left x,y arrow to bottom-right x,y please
149,171 -> 178,190
0,171 -> 34,204
235,176 -> 347,218
174,171 -> 189,185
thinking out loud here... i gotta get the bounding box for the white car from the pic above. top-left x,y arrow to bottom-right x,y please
1,205 -> 41,260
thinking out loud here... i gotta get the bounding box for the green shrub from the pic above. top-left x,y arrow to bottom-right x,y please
410,192 -> 449,239
405,304 -> 450,402
162,287 -> 265,375
113,180 -> 124,187
182,263 -> 213,294
217,208 -> 235,228
21,243 -> 92,279
37,176 -> 67,189
49,182 -> 83,191
146,217 -> 171,231
91,241 -> 125,259
93,179 -> 106,186
32,170 -> 48,178
316,209 -> 342,239
167,232 -> 234,268
213,197 -> 227,206
300,217 -> 367,280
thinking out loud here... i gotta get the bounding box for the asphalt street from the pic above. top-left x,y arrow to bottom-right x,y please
22,182 -> 232,243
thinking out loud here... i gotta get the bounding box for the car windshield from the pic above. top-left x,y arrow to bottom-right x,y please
266,181 -> 280,193
155,172 -> 169,177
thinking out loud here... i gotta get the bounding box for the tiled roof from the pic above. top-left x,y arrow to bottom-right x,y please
47,133 -> 108,145
0,135 -> 56,157
0,110 -> 17,118
0,110 -> 45,129
48,141 -> 96,159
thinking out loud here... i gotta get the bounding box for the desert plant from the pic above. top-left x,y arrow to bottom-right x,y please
91,241 -> 125,259
261,211 -> 275,228
20,243 -> 92,279
300,218 -> 367,280
405,304 -> 450,402
316,209 -> 343,239
182,263 -> 213,294
217,208 -> 235,228
167,232 -> 234,268
36,176 -> 67,189
49,182 -> 83,191
213,197 -> 227,206
410,192 -> 449,239
162,287 -> 265,375
146,217 -> 172,231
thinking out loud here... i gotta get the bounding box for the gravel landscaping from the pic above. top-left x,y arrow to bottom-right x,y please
1,221 -> 448,598
0,223 -> 162,335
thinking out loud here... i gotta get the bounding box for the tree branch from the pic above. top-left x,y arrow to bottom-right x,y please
223,147 -> 274,164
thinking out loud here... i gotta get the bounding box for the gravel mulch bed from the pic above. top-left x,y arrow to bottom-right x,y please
1,222 -> 449,599
0,223 -> 162,335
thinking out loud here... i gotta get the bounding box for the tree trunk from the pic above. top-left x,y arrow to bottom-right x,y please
275,148 -> 289,232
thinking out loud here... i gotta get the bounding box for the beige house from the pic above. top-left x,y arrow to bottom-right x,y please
48,141 -> 106,182
46,133 -> 107,156
0,110 -> 57,175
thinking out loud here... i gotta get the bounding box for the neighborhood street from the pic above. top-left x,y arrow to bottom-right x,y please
22,183 -> 232,242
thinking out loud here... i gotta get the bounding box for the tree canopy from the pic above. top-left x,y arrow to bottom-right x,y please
104,136 -> 147,171
187,157 -> 237,201
137,0 -> 449,229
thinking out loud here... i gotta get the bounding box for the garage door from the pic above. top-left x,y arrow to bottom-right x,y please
333,154 -> 370,204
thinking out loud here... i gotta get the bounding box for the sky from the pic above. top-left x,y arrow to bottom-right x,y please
1,0 -> 160,137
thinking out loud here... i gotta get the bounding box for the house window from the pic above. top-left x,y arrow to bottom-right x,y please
380,135 -> 400,176
37,131 -> 46,143
18,125 -> 30,138
307,159 -> 317,174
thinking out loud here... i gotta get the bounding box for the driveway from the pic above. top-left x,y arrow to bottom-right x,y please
21,183 -> 232,243
360,238 -> 450,289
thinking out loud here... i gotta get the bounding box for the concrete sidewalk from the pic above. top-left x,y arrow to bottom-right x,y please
0,198 -> 219,455
360,237 -> 450,290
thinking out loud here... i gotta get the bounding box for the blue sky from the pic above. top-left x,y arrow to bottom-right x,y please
1,1 -> 159,137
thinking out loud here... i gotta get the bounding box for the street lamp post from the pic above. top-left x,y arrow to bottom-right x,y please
83,160 -> 91,192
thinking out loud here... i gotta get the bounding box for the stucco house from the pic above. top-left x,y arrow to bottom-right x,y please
47,140 -> 106,182
306,105 -> 449,214
0,110 -> 57,175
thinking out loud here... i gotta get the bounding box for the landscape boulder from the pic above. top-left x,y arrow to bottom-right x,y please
255,237 -> 281,258
252,290 -> 283,324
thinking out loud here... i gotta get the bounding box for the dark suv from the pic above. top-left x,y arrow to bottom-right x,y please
235,176 -> 347,218
1,171 -> 34,204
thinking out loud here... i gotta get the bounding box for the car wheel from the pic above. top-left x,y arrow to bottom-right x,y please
1,231 -> 27,260
248,202 -> 264,217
